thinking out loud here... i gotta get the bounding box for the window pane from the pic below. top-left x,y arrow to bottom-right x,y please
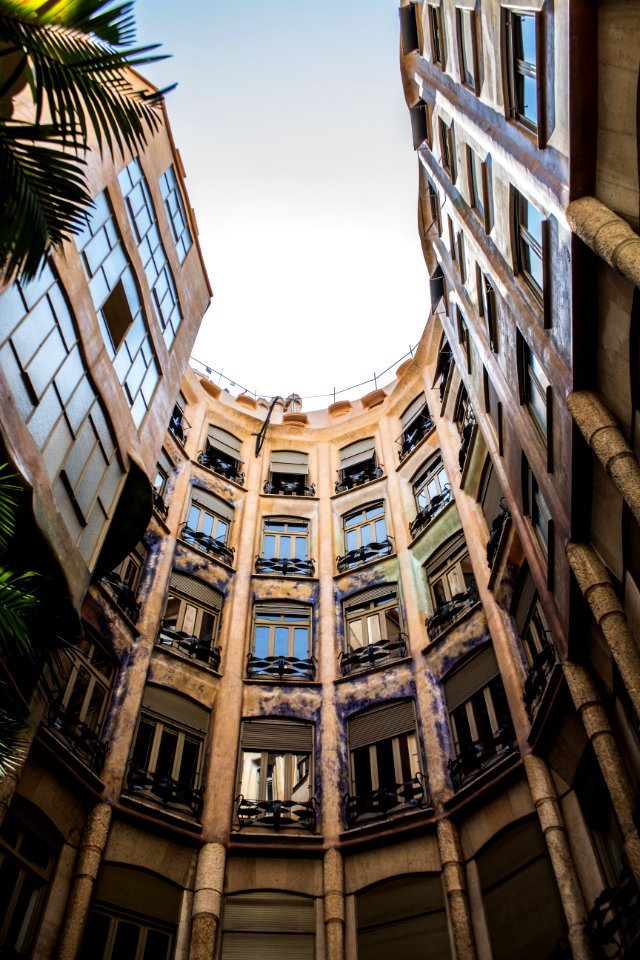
263,535 -> 276,559
279,536 -> 292,559
366,613 -> 382,645
374,518 -> 387,543
360,525 -> 373,547
182,603 -> 197,636
144,930 -> 171,960
274,626 -> 289,657
293,627 -> 309,659
346,529 -> 358,552
112,920 -> 141,960
294,536 -> 307,561
460,11 -> 475,85
178,737 -> 199,788
516,14 -> 536,64
199,611 -> 216,643
83,682 -> 106,732
352,745 -> 372,795
188,505 -> 200,530
375,739 -> 396,790
155,729 -> 178,779
348,618 -> 364,649
240,752 -> 261,797
66,666 -> 90,719
200,512 -> 214,538
254,625 -> 269,658
131,720 -> 155,770
519,74 -> 538,125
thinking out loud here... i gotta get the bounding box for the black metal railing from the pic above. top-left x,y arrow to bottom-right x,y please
339,634 -> 407,676
409,486 -> 452,539
336,539 -> 393,573
586,865 -> 640,958
124,761 -> 203,816
152,487 -> 169,520
254,555 -> 315,577
47,699 -> 108,774
486,499 -> 510,569
335,460 -> 384,494
426,584 -> 480,642
246,653 -> 316,681
263,476 -> 316,497
523,638 -> 556,720
235,796 -> 317,832
458,417 -> 476,470
169,406 -> 189,445
157,623 -> 222,671
101,572 -> 140,623
181,523 -> 235,565
345,774 -> 428,828
197,446 -> 245,485
448,724 -> 518,791
397,413 -> 434,461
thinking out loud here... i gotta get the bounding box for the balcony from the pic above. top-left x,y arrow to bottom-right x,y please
157,623 -> 222,671
487,499 -> 510,568
336,538 -> 393,573
254,555 -> 315,577
345,774 -> 428,828
339,634 -> 407,676
124,761 -> 203,816
197,445 -> 244,485
180,523 -> 235,566
586,865 -> 640,958
235,796 -> 317,832
523,639 -> 556,720
101,571 -> 140,622
152,487 -> 168,521
335,459 -> 383,494
397,412 -> 434,461
458,417 -> 476,471
409,486 -> 452,539
247,653 -> 316,681
263,475 -> 316,497
448,724 -> 518,791
47,699 -> 107,774
426,584 -> 480,642
169,405 -> 189,446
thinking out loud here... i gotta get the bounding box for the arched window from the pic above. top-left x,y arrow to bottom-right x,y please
338,502 -> 391,572
340,585 -> 406,675
248,602 -> 314,681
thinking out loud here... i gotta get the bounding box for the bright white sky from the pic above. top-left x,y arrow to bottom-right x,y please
136,0 -> 429,408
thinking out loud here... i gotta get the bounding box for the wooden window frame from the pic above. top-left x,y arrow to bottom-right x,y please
253,603 -> 312,659
523,459 -> 554,585
428,2 -> 446,67
504,9 -> 546,147
439,118 -> 456,181
456,7 -> 481,94
413,454 -> 450,514
262,517 -> 309,563
422,174 -> 442,235
343,502 -> 389,555
476,265 -> 498,351
344,589 -> 402,652
456,306 -> 472,373
466,145 -> 491,233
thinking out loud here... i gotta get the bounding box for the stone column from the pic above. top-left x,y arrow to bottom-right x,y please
324,848 -> 345,960
56,802 -> 112,960
437,818 -> 477,960
189,842 -> 226,960
565,196 -> 640,290
524,755 -> 593,960
563,661 -> 640,887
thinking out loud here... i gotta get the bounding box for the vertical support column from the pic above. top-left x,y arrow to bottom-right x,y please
563,661 -> 640,887
189,842 -> 226,960
524,755 -> 593,959
324,848 -> 345,960
56,802 -> 112,960
437,818 -> 478,960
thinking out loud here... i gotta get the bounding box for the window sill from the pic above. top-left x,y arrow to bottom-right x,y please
175,537 -> 235,573
252,572 -> 318,583
334,655 -> 412,684
443,748 -> 521,810
261,492 -> 319,502
153,642 -> 223,677
192,458 -> 246,491
119,793 -> 203,833
331,474 -> 386,500
229,831 -> 324,850
243,677 -> 320,687
93,581 -> 141,635
409,499 -> 455,549
423,598 -> 484,650
339,804 -> 436,845
395,425 -> 436,470
334,552 -> 396,580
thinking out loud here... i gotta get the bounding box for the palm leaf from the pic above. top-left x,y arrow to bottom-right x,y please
0,464 -> 21,555
0,0 -> 138,47
0,568 -> 39,657
0,705 -> 30,777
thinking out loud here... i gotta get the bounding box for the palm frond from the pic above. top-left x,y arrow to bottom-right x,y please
0,568 -> 39,657
0,464 -> 21,555
0,0 -> 137,47
0,706 -> 30,778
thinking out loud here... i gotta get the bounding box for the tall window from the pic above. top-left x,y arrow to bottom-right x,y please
505,11 -> 539,133
410,99 -> 431,150
398,393 -> 433,460
182,488 -> 234,565
400,2 -> 420,54
518,335 -> 549,439
514,189 -> 545,299
426,533 -> 476,612
433,337 -> 453,401
346,701 -> 425,826
159,572 -> 222,669
523,463 -> 552,561
119,158 -> 183,349
467,145 -> 487,226
456,8 -> 478,91
428,2 -> 445,66
256,518 -> 313,576
168,391 -> 189,445
341,586 -> 405,674
160,163 -> 193,263
126,686 -> 209,815
198,425 -> 244,484
265,450 -> 313,496
152,448 -> 172,519
439,118 -> 456,180
339,502 -> 391,571
411,454 -> 451,538
422,174 -> 441,235
249,604 -> 314,680
336,438 -> 382,492
477,267 -> 497,350
102,540 -> 146,622
513,570 -> 556,719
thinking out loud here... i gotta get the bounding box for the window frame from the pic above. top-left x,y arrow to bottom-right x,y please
513,187 -> 547,306
422,174 -> 442,236
439,118 -> 456,181
477,265 -> 498,351
517,333 -> 551,454
261,517 -> 309,563
466,145 -> 491,233
427,1 -> 446,67
456,7 -> 480,94
340,501 -> 391,570
504,9 -> 545,145
523,460 -> 554,583
252,603 -> 312,661
343,588 -> 403,653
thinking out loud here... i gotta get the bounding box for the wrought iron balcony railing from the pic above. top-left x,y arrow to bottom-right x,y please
448,724 -> 518,791
345,774 -> 428,828
124,761 -> 203,816
339,634 -> 407,676
152,487 -> 168,520
181,523 -> 235,566
246,652 -> 316,681
47,699 -> 108,774
335,460 -> 384,494
254,555 -> 315,577
397,413 -> 434,461
523,638 -> 556,720
168,407 -> 189,446
458,417 -> 476,471
101,572 -> 140,623
409,486 -> 452,539
263,476 -> 316,497
336,538 -> 393,573
586,865 -> 640,958
235,796 -> 317,832
197,447 -> 245,485
426,584 -> 480,642
486,499 -> 510,569
157,623 -> 222,671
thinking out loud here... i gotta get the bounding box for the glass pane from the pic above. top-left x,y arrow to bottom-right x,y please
384,605 -> 401,638
112,920 -> 141,960
80,912 -> 111,959
526,245 -> 544,290
144,930 -> 171,960
182,603 -> 197,636
266,753 -> 286,800
520,74 -> 538,125
254,625 -> 270,658
366,504 -> 383,520
200,512 -> 214,537
469,688 -> 494,743
348,618 -> 364,649
178,737 -> 199,789
366,613 -> 382,645
163,595 -> 181,629
240,751 -> 261,798
155,729 -> 178,779
291,754 -> 312,801
346,529 -> 358,552
374,518 -> 387,543
263,534 -> 276,559
66,666 -> 90,719
427,478 -> 439,501
294,536 -> 307,561
131,720 -> 155,770
6,878 -> 40,954
279,536 -> 292,560
517,14 -> 536,64
523,200 -> 543,245
198,611 -> 216,643
187,505 -> 200,531
214,518 -> 228,543
293,627 -> 309,659
352,745 -> 372,795
274,626 -> 289,657
83,682 -> 106,733
461,12 -> 475,85
375,738 -> 396,790
360,524 -> 373,547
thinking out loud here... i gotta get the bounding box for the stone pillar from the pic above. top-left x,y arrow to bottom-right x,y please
324,848 -> 345,960
437,818 -> 477,960
563,661 -> 640,887
56,802 -> 112,960
565,196 -> 640,290
566,542 -> 640,720
189,842 -> 226,960
524,755 -> 593,960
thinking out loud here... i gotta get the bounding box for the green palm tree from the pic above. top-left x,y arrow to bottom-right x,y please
0,0 -> 169,283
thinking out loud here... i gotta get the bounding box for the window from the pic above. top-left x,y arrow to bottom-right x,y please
432,336 -> 453,402
236,719 -> 315,831
152,449 -> 172,519
356,876 -> 451,960
428,2 -> 445,66
422,174 -> 441,235
397,393 -> 433,460
126,686 -> 208,815
198,425 -> 244,484
514,189 -> 545,300
346,700 -> 425,826
439,118 -> 456,180
410,99 -> 431,151
336,438 -> 382,492
341,586 -> 405,674
256,517 -> 313,576
467,145 -> 489,230
168,391 -> 189,445
158,572 -> 223,670
119,159 -> 183,349
249,603 -> 314,680
505,10 -> 540,134
513,570 -> 556,719
265,450 -> 313,496
410,454 -> 452,538
400,2 -> 420,54
456,7 -> 479,92
444,645 -> 516,789
518,335 -> 550,441
523,462 -> 552,563
182,487 -> 234,565
221,891 -> 315,959
454,385 -> 476,470
484,371 -> 502,450
477,267 -> 497,350
160,163 -> 193,263
426,533 -> 476,612
102,540 -> 146,622
456,306 -> 471,373
339,502 -> 392,572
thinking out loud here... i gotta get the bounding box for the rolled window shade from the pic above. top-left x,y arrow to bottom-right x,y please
339,438 -> 376,468
142,685 -> 210,732
424,532 -> 466,576
348,700 -> 416,751
208,426 -> 242,458
191,486 -> 233,521
93,864 -> 182,924
513,571 -> 537,637
223,892 -> 315,933
221,933 -> 314,960
271,450 -> 308,476
241,719 -> 313,752
169,572 -> 222,611
345,584 -> 398,610
401,394 -> 427,428
444,645 -> 499,712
